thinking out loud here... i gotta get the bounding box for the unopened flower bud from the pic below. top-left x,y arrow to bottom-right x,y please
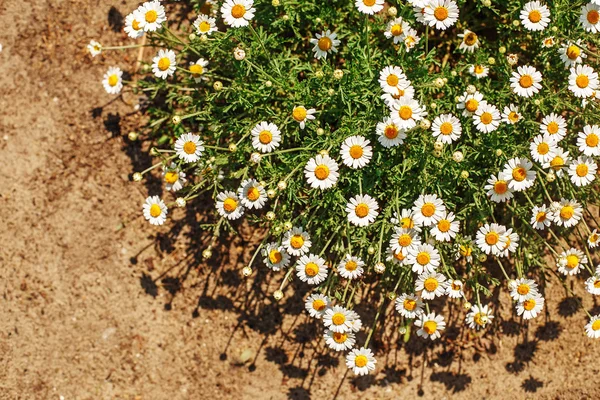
213,81 -> 223,91
242,266 -> 253,277
128,131 -> 138,141
266,211 -> 276,221
277,181 -> 287,190
374,262 -> 386,274
176,197 -> 186,208
133,172 -> 143,182
273,290 -> 284,300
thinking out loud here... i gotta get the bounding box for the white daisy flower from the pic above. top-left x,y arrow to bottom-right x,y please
340,136 -> 372,169
588,229 -> 600,248
412,3 -> 430,25
139,1 -> 167,32
392,208 -> 421,231
262,243 -> 290,271
188,58 -> 209,82
423,0 -> 459,30
403,27 -> 421,51
251,121 -> 281,153
520,1 -> 551,31
458,29 -> 479,53
499,157 -> 536,192
569,64 -> 599,98
516,294 -> 545,320
530,205 -> 553,230
542,36 -> 556,48
283,227 -> 312,256
309,30 -> 340,60
389,227 -> 422,257
430,212 -> 460,242
304,154 -> 339,190
510,65 -> 543,97
216,191 -> 244,220
380,85 -> 415,107
446,280 -> 464,299
238,179 -> 267,209
415,271 -> 447,300
347,310 -> 363,333
390,97 -> 426,130
577,125 -> 600,156
412,194 -> 446,227
557,248 -> 587,275
152,49 -> 177,79
87,40 -> 102,57
346,194 -> 379,227
585,275 -> 600,295
456,240 -> 474,263
386,245 -> 408,266
484,174 -> 513,203
142,195 -> 168,225
552,198 -> 582,228
559,41 -> 587,67
323,306 -> 354,333
292,106 -> 316,129
457,90 -> 484,117
543,147 -> 571,177
305,293 -> 330,318
540,112 -> 567,141
221,0 -> 255,28
568,156 -> 597,187
509,278 -> 540,302
469,64 -> 489,79
473,101 -> 501,133
325,329 -> 356,352
338,255 -> 365,280
102,66 -> 123,95
498,228 -> 519,258
376,118 -> 406,148
296,254 -> 328,285
585,315 -> 600,339
162,163 -> 186,192
501,104 -> 522,125
355,0 -> 384,14
346,347 -> 377,376
407,243 -> 441,275
432,113 -> 462,144
415,312 -> 446,340
581,3 -> 600,33
384,17 -> 410,44
395,293 -> 424,319
466,304 -> 494,330
379,66 -> 409,95
476,223 -> 508,255
174,132 -> 204,163
124,10 -> 144,39
194,14 -> 217,35
530,134 -> 556,164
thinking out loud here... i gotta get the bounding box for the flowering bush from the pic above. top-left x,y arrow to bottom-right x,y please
92,0 -> 600,376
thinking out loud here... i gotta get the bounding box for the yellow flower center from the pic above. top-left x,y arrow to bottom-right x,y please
590,233 -> 599,243
305,262 -> 319,277
391,24 -> 403,36
292,107 -> 307,121
394,251 -> 405,261
333,332 -> 348,343
416,252 -> 431,266
567,45 -> 581,60
512,166 -> 527,182
421,203 -> 435,217
290,235 -> 304,249
440,122 -> 453,135
398,106 -> 413,120
145,10 -> 158,23
268,249 -> 282,264
464,32 -> 477,46
519,74 -> 534,88
517,284 -> 530,295
424,277 -> 439,292
593,320 -> 600,331
480,112 -> 493,125
198,21 -> 211,32
586,133 -> 599,147
460,245 -> 472,257
149,204 -> 162,217
318,37 -> 333,51
355,203 -> 369,218
474,65 -> 485,74
314,165 -> 330,180
363,0 -> 376,6
576,74 -> 590,88
398,234 -> 412,247
189,64 -> 204,76
508,111 -> 520,123
332,312 -> 346,325
183,141 -> 197,155
223,198 -> 238,213
465,98 -> 479,112
384,125 -> 399,139
434,6 -> 449,21
231,4 -> 246,18
536,211 -> 547,222
157,57 -> 171,71
354,355 -> 368,368
546,121 -> 559,135
550,156 -> 564,170
386,74 -> 399,87
404,298 -> 417,311
560,206 -> 574,219
164,171 -> 179,184
537,142 -> 550,155
451,282 -> 461,291
523,299 -> 536,311
349,145 -> 364,159
246,186 -> 260,201
108,74 -> 119,87
593,279 -> 600,289
423,320 -> 437,335
485,231 -> 499,245
494,180 -> 508,194
438,219 -> 451,232
566,254 -> 580,269
259,130 -> 272,144
132,19 -> 141,31
473,313 -> 485,326
588,10 -> 600,24
400,217 -> 414,229
345,260 -> 358,271
528,10 -> 542,23
313,299 -> 326,311
576,164 -> 589,177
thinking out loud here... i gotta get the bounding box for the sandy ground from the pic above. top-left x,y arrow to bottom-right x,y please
1,1 -> 600,399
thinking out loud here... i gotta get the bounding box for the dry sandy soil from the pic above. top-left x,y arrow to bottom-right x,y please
1,1 -> 600,399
